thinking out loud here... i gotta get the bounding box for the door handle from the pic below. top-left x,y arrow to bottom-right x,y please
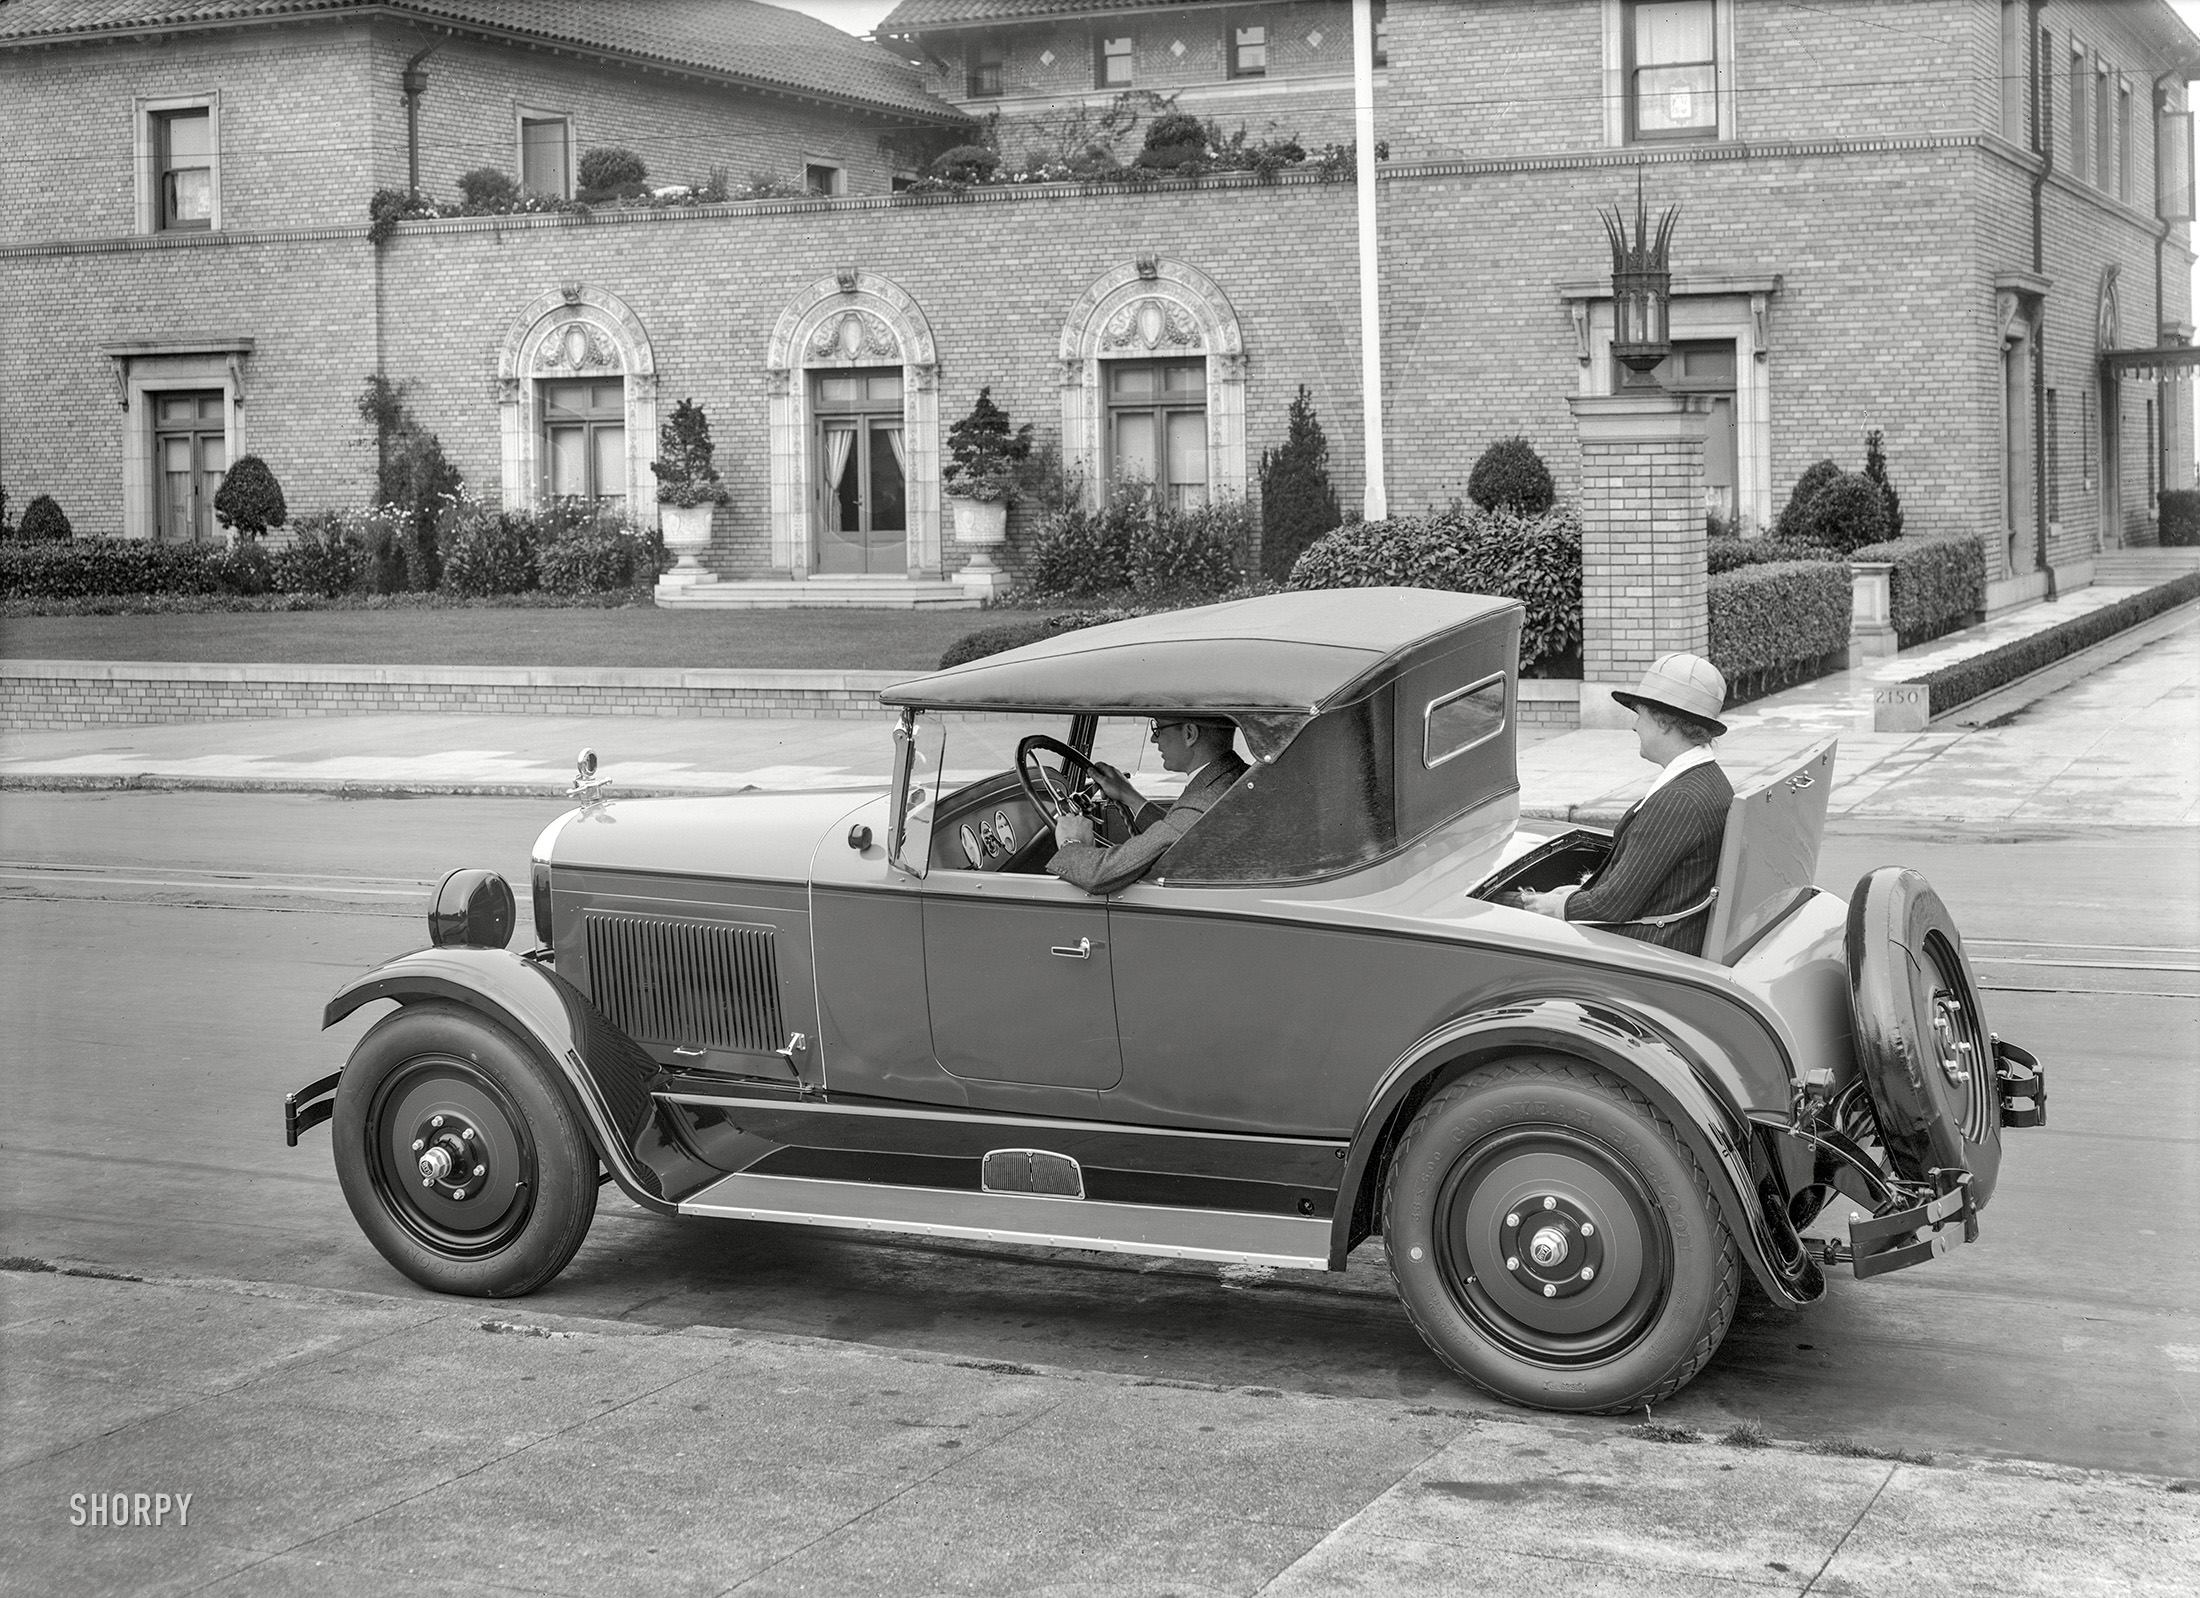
1050,937 -> 1094,959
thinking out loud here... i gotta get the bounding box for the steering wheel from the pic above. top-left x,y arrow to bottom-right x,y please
1015,734 -> 1106,825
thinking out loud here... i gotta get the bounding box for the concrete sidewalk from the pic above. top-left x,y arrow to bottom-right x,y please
4,589 -> 2195,827
3,1265 -> 2191,1597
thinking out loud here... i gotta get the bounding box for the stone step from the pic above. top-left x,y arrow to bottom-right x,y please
2093,547 -> 2200,581
655,577 -> 982,610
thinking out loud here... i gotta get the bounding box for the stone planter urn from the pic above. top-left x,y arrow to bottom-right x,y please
950,494 -> 1011,600
659,502 -> 717,579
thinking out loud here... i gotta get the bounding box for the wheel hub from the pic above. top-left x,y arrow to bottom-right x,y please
1930,993 -> 1975,1086
1502,1194 -> 1602,1299
405,1109 -> 491,1205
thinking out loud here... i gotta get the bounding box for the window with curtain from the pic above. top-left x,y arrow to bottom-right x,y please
1229,21 -> 1268,79
968,36 -> 1004,96
1096,33 -> 1133,88
155,108 -> 213,231
813,369 -> 906,575
541,380 -> 626,503
1107,361 -> 1209,511
1626,1 -> 1718,142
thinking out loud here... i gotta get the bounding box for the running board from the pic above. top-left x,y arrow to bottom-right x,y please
677,1171 -> 1331,1270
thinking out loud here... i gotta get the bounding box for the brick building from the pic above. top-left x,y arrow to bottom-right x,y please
3,0 -> 2196,613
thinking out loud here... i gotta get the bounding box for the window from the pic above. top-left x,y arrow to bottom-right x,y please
2069,46 -> 2089,179
1107,361 -> 1208,510
1096,33 -> 1133,88
2045,387 -> 2061,520
1998,2 -> 2025,145
803,161 -> 844,196
1424,676 -> 1507,768
1626,0 -> 1717,141
2096,61 -> 2113,190
2081,388 -> 2095,489
812,369 -> 907,575
2160,107 -> 2195,220
153,108 -> 213,231
520,115 -> 572,197
1373,1 -> 1389,68
2119,81 -> 2134,202
2148,397 -> 2157,505
541,380 -> 625,503
967,36 -> 1004,97
1229,20 -> 1268,79
152,390 -> 226,542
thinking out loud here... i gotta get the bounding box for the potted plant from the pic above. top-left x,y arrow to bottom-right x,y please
943,388 -> 1034,595
651,398 -> 730,576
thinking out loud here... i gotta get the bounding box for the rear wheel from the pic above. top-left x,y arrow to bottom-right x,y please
332,1003 -> 597,1297
1385,1057 -> 1738,1413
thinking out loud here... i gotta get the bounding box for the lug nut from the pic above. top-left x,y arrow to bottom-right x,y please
453,1188 -> 468,1201
1543,1196 -> 1557,1210
472,1163 -> 485,1178
1505,1213 -> 1519,1228
432,1116 -> 445,1128
1506,1256 -> 1520,1271
462,1128 -> 475,1142
1581,1266 -> 1595,1281
1581,1222 -> 1595,1237
1542,1284 -> 1557,1297
421,1176 -> 432,1188
411,1138 -> 424,1152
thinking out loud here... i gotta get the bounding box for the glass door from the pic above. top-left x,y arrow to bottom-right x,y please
153,390 -> 226,543
1618,339 -> 1737,527
812,368 -> 907,574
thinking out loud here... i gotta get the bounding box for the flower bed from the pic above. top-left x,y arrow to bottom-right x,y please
1707,560 -> 1853,701
1910,571 -> 2200,717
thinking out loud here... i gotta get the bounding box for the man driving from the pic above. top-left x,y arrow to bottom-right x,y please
1048,716 -> 1248,894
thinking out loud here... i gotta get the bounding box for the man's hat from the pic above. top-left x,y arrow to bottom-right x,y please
1611,654 -> 1728,736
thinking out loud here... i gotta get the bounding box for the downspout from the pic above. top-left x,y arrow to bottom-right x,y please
401,43 -> 441,199
2029,0 -> 2053,594
1353,0 -> 1386,520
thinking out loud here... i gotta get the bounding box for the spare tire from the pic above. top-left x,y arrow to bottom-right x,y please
1845,868 -> 2003,1209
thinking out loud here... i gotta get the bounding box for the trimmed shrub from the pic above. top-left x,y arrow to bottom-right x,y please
1916,571 -> 2200,716
1466,436 -> 1556,517
1707,560 -> 1853,687
1137,110 -> 1208,170
1791,471 -> 1891,555
1707,536 -> 1839,573
1288,503 -> 1582,671
537,523 -> 646,593
437,500 -> 538,597
270,513 -> 363,597
577,146 -> 647,196
2160,488 -> 2200,546
0,537 -> 248,599
456,167 -> 519,207
1022,488 -> 1250,604
19,494 -> 71,542
930,144 -> 1000,183
0,481 -> 13,538
938,609 -> 1127,669
205,540 -> 273,595
1774,458 -> 1844,541
213,454 -> 288,539
1863,428 -> 1904,540
1848,532 -> 1984,644
358,375 -> 461,589
1259,385 -> 1342,579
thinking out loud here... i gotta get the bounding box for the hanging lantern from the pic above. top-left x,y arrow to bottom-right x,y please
1601,173 -> 1680,374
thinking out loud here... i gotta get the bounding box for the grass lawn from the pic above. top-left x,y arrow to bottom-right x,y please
0,605 -> 1056,671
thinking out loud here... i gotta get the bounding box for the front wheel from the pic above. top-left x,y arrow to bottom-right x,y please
1385,1057 -> 1738,1413
332,1002 -> 598,1297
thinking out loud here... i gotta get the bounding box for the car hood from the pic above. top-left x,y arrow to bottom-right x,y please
546,790 -> 880,882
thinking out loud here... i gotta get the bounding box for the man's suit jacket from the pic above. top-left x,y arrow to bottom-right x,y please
1048,752 -> 1250,895
1564,760 -> 1733,956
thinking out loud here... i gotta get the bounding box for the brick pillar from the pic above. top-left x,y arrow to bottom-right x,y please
1567,392 -> 1710,729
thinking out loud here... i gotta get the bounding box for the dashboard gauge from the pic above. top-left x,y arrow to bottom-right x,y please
959,824 -> 982,868
992,810 -> 1018,851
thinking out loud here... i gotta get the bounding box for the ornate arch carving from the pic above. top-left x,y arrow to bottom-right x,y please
1058,259 -> 1248,507
766,271 -> 942,576
495,284 -> 658,514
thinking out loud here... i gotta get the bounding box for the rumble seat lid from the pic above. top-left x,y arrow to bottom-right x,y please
880,588 -> 1520,763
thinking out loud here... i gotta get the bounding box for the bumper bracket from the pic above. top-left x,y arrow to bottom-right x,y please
1847,1167 -> 1975,1280
284,1071 -> 342,1147
1994,1036 -> 2047,1128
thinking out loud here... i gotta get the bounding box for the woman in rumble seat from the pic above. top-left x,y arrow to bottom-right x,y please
1048,716 -> 1249,895
1520,654 -> 1733,957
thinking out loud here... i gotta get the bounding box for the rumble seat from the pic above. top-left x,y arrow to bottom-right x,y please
1699,737 -> 1837,965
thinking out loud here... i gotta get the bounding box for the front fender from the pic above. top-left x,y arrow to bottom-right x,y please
322,947 -> 717,1214
1334,997 -> 1823,1306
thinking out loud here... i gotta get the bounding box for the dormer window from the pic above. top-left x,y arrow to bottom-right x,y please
1229,21 -> 1267,79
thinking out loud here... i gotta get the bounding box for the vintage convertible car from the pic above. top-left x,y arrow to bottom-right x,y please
286,588 -> 2044,1413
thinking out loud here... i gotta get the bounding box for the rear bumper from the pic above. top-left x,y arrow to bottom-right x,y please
284,1071 -> 341,1146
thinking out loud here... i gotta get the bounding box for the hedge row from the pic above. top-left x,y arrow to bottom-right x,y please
1707,560 -> 1854,681
1914,571 -> 2200,716
1287,504 -> 1581,670
1705,536 -> 1836,573
0,538 -> 283,600
937,609 -> 1130,669
2161,488 -> 2200,546
1849,532 -> 1984,642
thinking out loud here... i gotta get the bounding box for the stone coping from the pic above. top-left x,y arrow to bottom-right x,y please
1,659 -> 911,692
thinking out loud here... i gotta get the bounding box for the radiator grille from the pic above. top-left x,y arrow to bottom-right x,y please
583,911 -> 784,1054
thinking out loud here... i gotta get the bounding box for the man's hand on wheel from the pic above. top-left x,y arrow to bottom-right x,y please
1089,762 -> 1143,810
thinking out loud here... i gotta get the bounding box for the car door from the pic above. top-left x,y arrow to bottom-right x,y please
921,871 -> 1123,1090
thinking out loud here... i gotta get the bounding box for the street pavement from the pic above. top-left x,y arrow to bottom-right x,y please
2,595 -> 2197,1594
4,1266 -> 2193,1596
4,586 -> 2196,828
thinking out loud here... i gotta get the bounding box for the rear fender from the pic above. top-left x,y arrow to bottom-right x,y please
322,947 -> 716,1214
1336,997 -> 1824,1306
